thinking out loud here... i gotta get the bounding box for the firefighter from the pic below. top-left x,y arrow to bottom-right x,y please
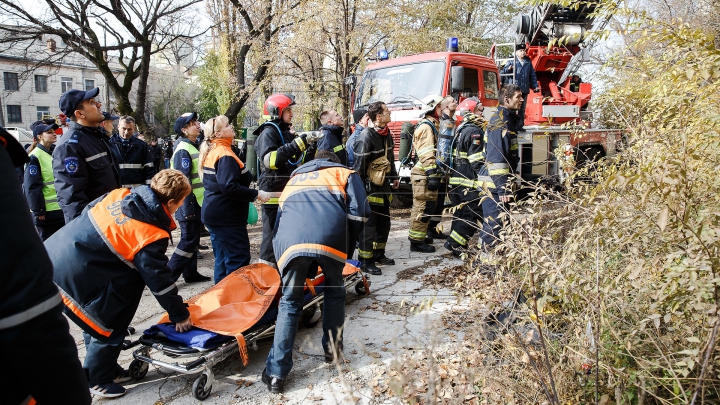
1,127 -> 91,405
501,43 -> 540,127
110,116 -> 155,188
253,93 -> 314,268
353,101 -> 400,275
408,95 -> 444,253
427,95 -> 458,240
53,88 -> 120,223
24,120 -> 64,240
477,84 -> 523,256
200,115 -> 271,283
263,150 -> 370,393
317,109 -> 349,166
444,98 -> 486,256
46,170 -> 193,398
167,112 -> 211,283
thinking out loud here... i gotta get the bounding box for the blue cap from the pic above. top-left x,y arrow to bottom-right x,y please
102,111 -> 119,121
30,120 -> 59,137
174,112 -> 198,135
58,87 -> 100,116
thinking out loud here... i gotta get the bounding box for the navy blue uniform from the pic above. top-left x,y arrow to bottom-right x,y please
52,123 -> 120,223
501,57 -> 539,126
317,124 -> 348,166
109,134 -> 155,188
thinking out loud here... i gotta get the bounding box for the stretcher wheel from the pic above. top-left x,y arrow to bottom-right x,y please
192,374 -> 212,400
128,359 -> 149,380
355,279 -> 371,295
301,305 -> 322,328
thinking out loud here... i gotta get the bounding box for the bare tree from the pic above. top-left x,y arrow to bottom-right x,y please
0,0 -> 207,129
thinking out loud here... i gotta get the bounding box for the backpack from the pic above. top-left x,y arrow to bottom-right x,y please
399,119 -> 439,165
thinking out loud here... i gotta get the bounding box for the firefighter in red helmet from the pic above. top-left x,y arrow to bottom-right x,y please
252,93 -> 315,268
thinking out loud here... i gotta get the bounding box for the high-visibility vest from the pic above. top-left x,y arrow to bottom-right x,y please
171,141 -> 204,206
27,147 -> 60,212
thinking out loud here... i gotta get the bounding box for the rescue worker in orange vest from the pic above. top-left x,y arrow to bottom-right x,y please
262,150 -> 370,393
199,115 -> 271,283
1,126 -> 91,405
45,170 -> 193,398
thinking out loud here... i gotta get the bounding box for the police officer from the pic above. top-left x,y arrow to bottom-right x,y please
444,98 -> 486,256
100,111 -> 119,136
408,95 -> 443,253
46,170 -> 193,398
353,101 -> 400,275
317,109 -> 349,166
477,85 -> 523,256
110,116 -> 155,188
263,150 -> 369,393
168,112 -> 211,283
0,126 -> 91,405
24,120 -> 64,240
53,88 -> 120,223
253,93 -> 314,268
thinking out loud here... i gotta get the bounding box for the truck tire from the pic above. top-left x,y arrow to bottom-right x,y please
576,146 -> 603,169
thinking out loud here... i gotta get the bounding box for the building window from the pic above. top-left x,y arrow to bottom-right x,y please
84,79 -> 95,91
35,75 -> 48,93
37,106 -> 50,121
4,72 -> 19,91
7,105 -> 22,123
61,77 -> 73,93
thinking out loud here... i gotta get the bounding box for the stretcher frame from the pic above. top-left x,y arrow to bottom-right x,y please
125,270 -> 369,400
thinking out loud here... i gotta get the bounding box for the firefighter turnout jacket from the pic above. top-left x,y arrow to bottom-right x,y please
477,107 -> 521,196
352,126 -> 398,205
273,159 -> 370,272
254,120 -> 313,205
411,116 -> 441,176
24,144 -> 61,216
47,187 -> 190,341
171,137 -> 204,221
200,137 -> 258,227
109,134 -> 155,188
317,124 -> 349,166
449,113 -> 486,188
52,123 -> 120,222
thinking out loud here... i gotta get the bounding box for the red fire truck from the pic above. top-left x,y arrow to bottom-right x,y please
350,1 -> 623,202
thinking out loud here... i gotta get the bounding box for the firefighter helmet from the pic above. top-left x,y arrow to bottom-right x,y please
454,97 -> 481,125
418,94 -> 444,118
264,93 -> 296,120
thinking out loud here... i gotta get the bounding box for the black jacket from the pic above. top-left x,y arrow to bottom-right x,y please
453,116 -> 486,181
109,134 -> 155,188
47,186 -> 190,340
0,133 -> 62,331
352,127 -> 398,197
317,124 -> 348,166
254,121 -> 314,194
52,123 -> 120,223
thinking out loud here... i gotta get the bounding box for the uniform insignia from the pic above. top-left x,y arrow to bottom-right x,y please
28,165 -> 39,177
64,157 -> 79,175
181,157 -> 191,169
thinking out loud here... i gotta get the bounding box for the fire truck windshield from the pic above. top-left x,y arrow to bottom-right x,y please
355,61 -> 445,108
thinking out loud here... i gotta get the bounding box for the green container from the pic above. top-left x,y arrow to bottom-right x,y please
239,127 -> 248,140
246,127 -> 258,181
399,137 -> 411,162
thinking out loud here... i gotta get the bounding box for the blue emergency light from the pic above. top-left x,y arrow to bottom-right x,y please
447,37 -> 459,52
378,49 -> 389,61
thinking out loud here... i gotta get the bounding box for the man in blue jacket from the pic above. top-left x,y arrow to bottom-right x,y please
53,88 -> 120,222
110,116 -> 155,188
317,109 -> 348,166
346,107 -> 367,168
501,43 -> 540,127
262,150 -> 370,393
476,85 -> 523,258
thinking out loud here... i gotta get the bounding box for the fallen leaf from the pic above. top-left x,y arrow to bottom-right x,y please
381,347 -> 388,352
350,350 -> 358,354
369,352 -> 382,358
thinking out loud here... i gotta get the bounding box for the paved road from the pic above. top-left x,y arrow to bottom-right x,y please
73,214 -> 467,404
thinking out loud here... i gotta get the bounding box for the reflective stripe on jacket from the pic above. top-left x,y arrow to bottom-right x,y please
273,159 -> 370,272
109,134 -> 155,188
171,138 -> 204,220
411,117 -> 440,175
26,145 -> 60,213
477,107 -> 521,195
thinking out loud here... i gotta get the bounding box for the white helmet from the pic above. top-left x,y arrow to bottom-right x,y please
418,95 -> 444,118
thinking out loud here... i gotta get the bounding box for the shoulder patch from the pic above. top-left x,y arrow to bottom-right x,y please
28,164 -> 39,177
181,157 -> 191,169
64,157 -> 79,175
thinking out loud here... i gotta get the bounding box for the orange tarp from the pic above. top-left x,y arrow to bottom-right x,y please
159,264 -> 280,365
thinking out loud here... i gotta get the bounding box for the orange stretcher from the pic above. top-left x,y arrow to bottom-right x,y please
125,262 -> 369,400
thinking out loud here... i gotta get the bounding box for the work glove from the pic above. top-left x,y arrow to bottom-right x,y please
277,133 -> 307,156
293,134 -> 308,152
256,190 -> 272,203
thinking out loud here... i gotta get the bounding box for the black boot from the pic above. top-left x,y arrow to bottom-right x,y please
374,254 -> 395,266
443,240 -> 462,258
360,261 -> 382,275
410,242 -> 436,253
261,368 -> 284,393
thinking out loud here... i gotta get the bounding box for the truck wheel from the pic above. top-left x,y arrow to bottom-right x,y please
576,146 -> 603,168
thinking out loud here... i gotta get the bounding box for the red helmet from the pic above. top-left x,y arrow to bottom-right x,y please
264,93 -> 296,120
454,97 -> 481,126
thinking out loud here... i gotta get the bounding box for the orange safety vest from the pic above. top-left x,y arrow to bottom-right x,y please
61,188 -> 172,338
203,138 -> 245,172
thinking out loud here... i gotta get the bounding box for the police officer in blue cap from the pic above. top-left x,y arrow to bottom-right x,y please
53,88 -> 120,223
